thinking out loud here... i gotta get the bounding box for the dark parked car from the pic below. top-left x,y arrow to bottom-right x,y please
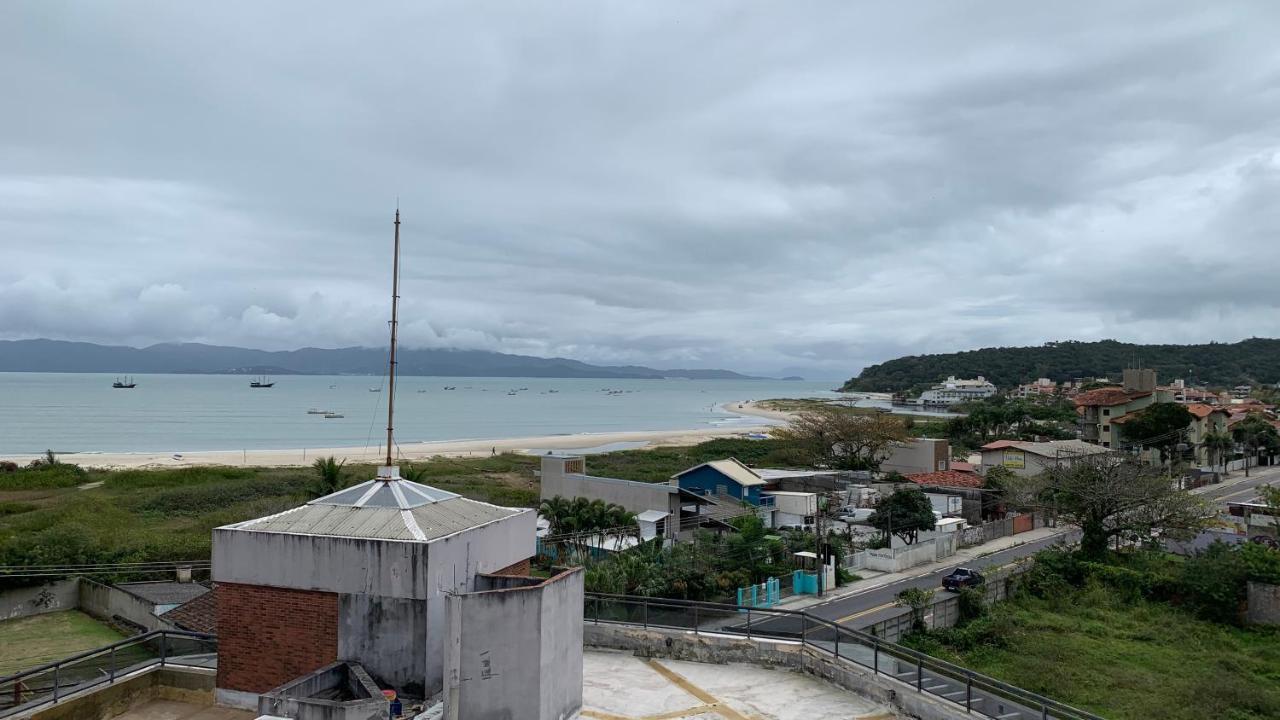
942,567 -> 985,591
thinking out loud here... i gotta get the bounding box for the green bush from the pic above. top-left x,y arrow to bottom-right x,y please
957,586 -> 986,622
130,476 -> 311,517
0,463 -> 87,490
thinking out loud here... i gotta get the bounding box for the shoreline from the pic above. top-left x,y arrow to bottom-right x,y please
2,402 -> 794,470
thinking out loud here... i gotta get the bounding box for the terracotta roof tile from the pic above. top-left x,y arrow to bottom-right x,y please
162,586 -> 217,635
906,470 -> 983,488
1073,388 -> 1151,408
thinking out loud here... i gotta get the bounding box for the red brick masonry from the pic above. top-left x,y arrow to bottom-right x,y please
492,557 -> 532,576
215,583 -> 339,693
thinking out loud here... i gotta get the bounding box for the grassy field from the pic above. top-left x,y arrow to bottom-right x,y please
0,438 -> 794,576
908,586 -> 1280,720
0,611 -> 126,674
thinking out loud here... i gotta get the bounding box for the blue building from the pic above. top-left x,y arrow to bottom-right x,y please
672,458 -> 771,506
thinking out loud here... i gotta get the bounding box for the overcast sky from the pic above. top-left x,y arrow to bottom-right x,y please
3,2 -> 1279,379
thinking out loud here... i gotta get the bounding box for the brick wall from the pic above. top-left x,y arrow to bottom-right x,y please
215,583 -> 339,693
492,557 -> 531,576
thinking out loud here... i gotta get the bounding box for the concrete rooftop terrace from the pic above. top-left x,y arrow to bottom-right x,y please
579,650 -> 894,720
104,651 -> 893,720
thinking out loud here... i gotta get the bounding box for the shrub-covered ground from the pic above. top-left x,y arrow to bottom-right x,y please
903,547 -> 1280,720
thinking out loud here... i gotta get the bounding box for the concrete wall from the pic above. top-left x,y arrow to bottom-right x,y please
337,594 -> 428,697
0,579 -> 80,621
422,511 -> 539,696
258,662 -> 387,720
865,540 -> 938,573
880,439 -> 949,476
444,569 -> 583,720
30,666 -> 216,720
1247,581 -> 1280,626
541,470 -> 677,517
212,530 -> 431,599
79,579 -> 174,632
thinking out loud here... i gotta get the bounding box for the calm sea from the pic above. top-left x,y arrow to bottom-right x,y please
0,373 -> 837,454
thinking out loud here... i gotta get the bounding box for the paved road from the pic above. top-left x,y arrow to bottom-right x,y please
1196,465 -> 1280,506
736,529 -> 1077,635
735,467 -> 1279,636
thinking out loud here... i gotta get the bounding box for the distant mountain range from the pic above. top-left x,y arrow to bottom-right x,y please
842,338 -> 1280,392
0,339 -> 767,380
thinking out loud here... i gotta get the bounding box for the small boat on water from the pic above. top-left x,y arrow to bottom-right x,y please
250,376 -> 274,388
112,376 -> 137,389
323,412 -> 344,419
369,387 -> 382,393
306,408 -> 328,415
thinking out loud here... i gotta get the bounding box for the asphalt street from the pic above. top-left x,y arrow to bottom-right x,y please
730,466 -> 1279,636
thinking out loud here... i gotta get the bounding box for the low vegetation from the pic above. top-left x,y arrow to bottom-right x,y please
0,438 -> 808,585
0,611 -> 125,675
0,453 -> 541,586
902,544 -> 1280,720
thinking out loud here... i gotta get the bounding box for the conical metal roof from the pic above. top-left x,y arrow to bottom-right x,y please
309,477 -> 461,510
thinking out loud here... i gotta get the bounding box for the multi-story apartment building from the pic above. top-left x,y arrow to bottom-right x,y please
1074,369 -> 1175,449
918,376 -> 997,406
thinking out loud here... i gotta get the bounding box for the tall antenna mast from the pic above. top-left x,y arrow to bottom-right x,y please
384,207 -> 401,470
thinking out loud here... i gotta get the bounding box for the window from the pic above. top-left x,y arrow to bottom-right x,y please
1103,408 -> 1110,416
1103,425 -> 1110,433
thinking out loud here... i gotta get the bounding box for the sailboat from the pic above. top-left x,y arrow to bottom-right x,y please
112,376 -> 137,389
250,376 -> 275,388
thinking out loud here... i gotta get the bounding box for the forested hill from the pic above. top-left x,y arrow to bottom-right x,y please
842,339 -> 1280,392
0,339 -> 760,380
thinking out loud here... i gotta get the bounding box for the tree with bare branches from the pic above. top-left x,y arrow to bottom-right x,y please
772,408 -> 908,471
1007,453 -> 1211,559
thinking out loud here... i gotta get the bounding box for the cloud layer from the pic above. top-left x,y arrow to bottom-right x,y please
3,2 -> 1279,378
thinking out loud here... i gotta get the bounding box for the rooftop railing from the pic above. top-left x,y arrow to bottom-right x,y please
585,592 -> 1104,720
0,630 -> 216,718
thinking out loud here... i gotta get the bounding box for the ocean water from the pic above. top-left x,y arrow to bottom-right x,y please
0,373 -> 837,454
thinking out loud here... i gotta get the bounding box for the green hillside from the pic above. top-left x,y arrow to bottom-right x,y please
842,338 -> 1280,392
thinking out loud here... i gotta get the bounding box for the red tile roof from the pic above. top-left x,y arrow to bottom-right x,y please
980,440 -> 1024,450
1185,403 -> 1223,419
1073,388 -> 1151,408
163,586 -> 217,635
950,461 -> 976,473
906,470 -> 983,488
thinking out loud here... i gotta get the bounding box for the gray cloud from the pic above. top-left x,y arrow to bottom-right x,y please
3,1 -> 1280,379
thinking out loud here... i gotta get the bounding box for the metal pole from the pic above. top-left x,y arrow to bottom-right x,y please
110,646 -> 116,683
693,603 -> 699,634
873,641 -> 879,675
834,627 -> 840,659
966,673 -> 972,712
641,599 -> 648,629
916,662 -> 922,691
160,633 -> 167,667
746,607 -> 752,638
52,665 -> 59,702
385,208 -> 401,467
1041,704 -> 1048,720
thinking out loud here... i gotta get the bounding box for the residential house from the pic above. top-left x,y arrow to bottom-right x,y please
978,439 -> 1111,477
672,458 -> 770,505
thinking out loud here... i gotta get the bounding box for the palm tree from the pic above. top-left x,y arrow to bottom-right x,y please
1200,431 -> 1233,476
311,456 -> 346,495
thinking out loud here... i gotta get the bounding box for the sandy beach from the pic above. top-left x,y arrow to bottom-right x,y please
3,402 -> 794,470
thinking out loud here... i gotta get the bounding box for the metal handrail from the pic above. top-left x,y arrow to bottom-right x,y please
586,592 -> 1104,720
0,630 -> 215,717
